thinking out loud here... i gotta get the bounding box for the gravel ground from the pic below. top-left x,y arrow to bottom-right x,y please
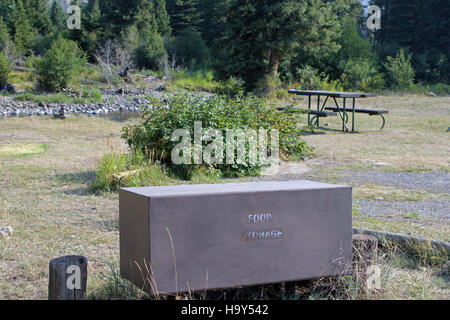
250,165 -> 450,220
354,199 -> 450,221
338,170 -> 450,194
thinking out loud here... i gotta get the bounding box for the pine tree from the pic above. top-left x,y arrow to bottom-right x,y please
134,0 -> 157,35
50,0 -> 67,34
0,18 -> 11,51
217,0 -> 338,87
167,0 -> 202,35
198,0 -> 228,47
80,0 -> 102,57
372,0 -> 450,83
26,0 -> 52,35
0,0 -> 16,32
154,0 -> 171,37
12,0 -> 36,52
83,0 -> 101,31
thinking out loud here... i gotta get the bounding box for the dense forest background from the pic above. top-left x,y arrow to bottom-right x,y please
0,0 -> 449,93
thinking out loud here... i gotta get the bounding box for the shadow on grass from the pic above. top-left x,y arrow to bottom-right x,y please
54,171 -> 96,196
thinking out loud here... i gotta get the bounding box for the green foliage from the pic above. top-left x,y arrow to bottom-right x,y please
0,51 -> 11,89
0,18 -> 11,51
135,31 -> 166,71
214,76 -> 245,98
384,49 -> 415,91
91,151 -> 169,193
12,0 -> 36,52
14,89 -> 102,104
50,0 -> 66,33
37,37 -> 87,91
332,17 -> 385,91
154,0 -> 171,37
341,59 -> 385,92
372,0 -> 449,83
170,27 -> 209,69
217,0 -> 339,88
122,93 -> 310,179
292,65 -> 322,90
166,0 -> 202,36
26,0 -> 52,35
169,69 -> 217,92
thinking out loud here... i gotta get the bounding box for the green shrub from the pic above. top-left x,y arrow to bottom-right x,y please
0,51 -> 11,89
122,93 -> 310,179
384,49 -> 415,91
91,151 -> 169,193
341,58 -> 385,92
293,66 -> 322,90
135,31 -> 166,71
320,77 -> 343,92
37,37 -> 87,91
423,83 -> 450,95
215,76 -> 245,98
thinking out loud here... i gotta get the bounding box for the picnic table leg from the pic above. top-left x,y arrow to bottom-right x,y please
316,95 -> 320,128
342,98 -> 346,132
308,95 -> 311,126
352,98 -> 356,132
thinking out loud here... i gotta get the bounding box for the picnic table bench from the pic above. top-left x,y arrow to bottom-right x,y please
283,90 -> 388,132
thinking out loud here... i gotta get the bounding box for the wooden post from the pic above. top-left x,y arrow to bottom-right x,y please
353,234 -> 378,270
352,234 -> 378,294
49,255 -> 87,300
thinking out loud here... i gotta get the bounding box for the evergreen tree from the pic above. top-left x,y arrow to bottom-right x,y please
50,0 -> 67,34
83,0 -> 101,31
371,0 -> 450,83
217,0 -> 338,88
198,0 -> 228,47
134,0 -> 157,35
167,0 -> 202,35
26,0 -> 52,35
154,0 -> 171,37
0,0 -> 17,32
80,0 -> 102,56
0,18 -> 11,51
12,0 -> 36,53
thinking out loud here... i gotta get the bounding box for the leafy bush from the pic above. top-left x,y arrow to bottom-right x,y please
0,51 -> 11,89
214,76 -> 245,98
293,66 -> 322,90
341,58 -> 385,92
91,151 -> 169,193
37,37 -> 87,91
122,93 -> 310,179
320,77 -> 343,92
384,49 -> 415,91
135,31 -> 166,71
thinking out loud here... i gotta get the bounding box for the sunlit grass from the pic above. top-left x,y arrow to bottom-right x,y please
0,143 -> 46,157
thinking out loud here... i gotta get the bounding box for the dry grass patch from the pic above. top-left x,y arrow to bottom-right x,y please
353,183 -> 448,202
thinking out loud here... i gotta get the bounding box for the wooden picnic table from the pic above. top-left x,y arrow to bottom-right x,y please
288,90 -> 381,132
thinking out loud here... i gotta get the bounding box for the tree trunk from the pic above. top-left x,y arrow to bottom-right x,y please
269,47 -> 280,78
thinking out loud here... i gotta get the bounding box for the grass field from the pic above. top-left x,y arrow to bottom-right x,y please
0,94 -> 449,299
